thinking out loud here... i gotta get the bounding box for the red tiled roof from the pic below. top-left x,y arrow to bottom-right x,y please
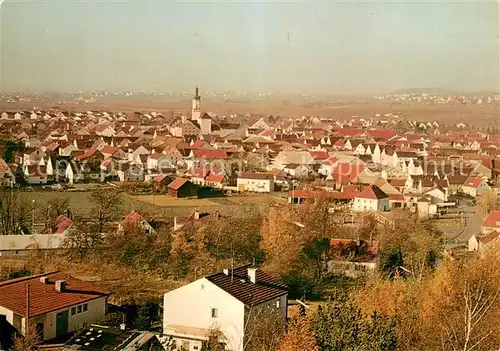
310,151 -> 329,160
154,174 -> 169,182
463,176 -> 482,189
206,265 -> 287,306
389,178 -> 406,187
479,231 -> 500,245
100,145 -> 118,155
355,185 -> 389,200
389,193 -> 405,201
167,177 -> 189,190
205,174 -> 225,183
482,210 -> 500,228
54,215 -> 72,234
238,172 -> 274,180
122,211 -> 143,226
0,272 -> 109,318
366,129 -> 397,139
75,149 -> 97,161
322,156 -> 338,166
330,239 -> 380,256
192,149 -> 228,159
190,140 -> 209,149
149,152 -> 165,160
266,169 -> 282,176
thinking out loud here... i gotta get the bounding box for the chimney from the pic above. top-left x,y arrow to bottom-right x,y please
55,280 -> 66,293
194,210 -> 200,220
248,267 -> 258,284
40,277 -> 49,284
223,268 -> 229,276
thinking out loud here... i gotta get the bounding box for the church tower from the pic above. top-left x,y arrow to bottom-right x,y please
192,86 -> 201,121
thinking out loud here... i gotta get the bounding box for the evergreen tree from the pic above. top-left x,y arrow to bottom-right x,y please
134,303 -> 154,330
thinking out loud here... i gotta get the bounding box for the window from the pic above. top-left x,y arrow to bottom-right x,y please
71,303 -> 88,316
276,300 -> 280,309
182,340 -> 190,350
211,308 -> 218,318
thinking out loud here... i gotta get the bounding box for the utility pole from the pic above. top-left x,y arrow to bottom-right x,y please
25,283 -> 30,336
31,199 -> 35,233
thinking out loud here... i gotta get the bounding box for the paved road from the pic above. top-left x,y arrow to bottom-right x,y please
442,199 -> 482,248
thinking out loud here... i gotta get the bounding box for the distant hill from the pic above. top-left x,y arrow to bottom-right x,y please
388,87 -> 451,95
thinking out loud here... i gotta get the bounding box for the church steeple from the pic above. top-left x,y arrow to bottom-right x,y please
192,86 -> 201,121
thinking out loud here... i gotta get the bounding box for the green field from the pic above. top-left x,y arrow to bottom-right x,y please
18,191 -> 285,219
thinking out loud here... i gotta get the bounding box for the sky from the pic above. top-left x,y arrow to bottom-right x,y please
0,0 -> 498,94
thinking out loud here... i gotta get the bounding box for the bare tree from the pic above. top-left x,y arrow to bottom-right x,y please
0,186 -> 30,235
11,319 -> 40,351
243,305 -> 285,351
63,216 -> 104,260
89,189 -> 123,233
439,276 -> 500,351
43,196 -> 70,231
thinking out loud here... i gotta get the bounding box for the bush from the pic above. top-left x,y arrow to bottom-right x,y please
98,312 -> 126,328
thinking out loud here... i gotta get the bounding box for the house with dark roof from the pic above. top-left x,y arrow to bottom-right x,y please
0,272 -> 109,344
167,177 -> 198,198
353,185 -> 389,212
163,265 -> 287,351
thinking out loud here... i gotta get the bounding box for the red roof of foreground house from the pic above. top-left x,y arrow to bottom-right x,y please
167,177 -> 190,190
122,211 -> 143,227
355,185 -> 389,200
330,239 -> 380,256
206,265 -> 287,306
463,176 -> 483,189
54,215 -> 72,234
478,230 -> 500,245
482,210 -> 500,228
0,272 -> 109,318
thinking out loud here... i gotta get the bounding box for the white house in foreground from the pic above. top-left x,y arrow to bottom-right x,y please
353,185 -> 390,212
0,272 -> 109,342
163,266 -> 288,351
236,172 -> 274,193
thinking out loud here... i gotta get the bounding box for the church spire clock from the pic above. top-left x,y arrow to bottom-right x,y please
192,86 -> 201,121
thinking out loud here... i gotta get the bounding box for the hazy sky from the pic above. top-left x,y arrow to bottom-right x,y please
1,0 -> 498,94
